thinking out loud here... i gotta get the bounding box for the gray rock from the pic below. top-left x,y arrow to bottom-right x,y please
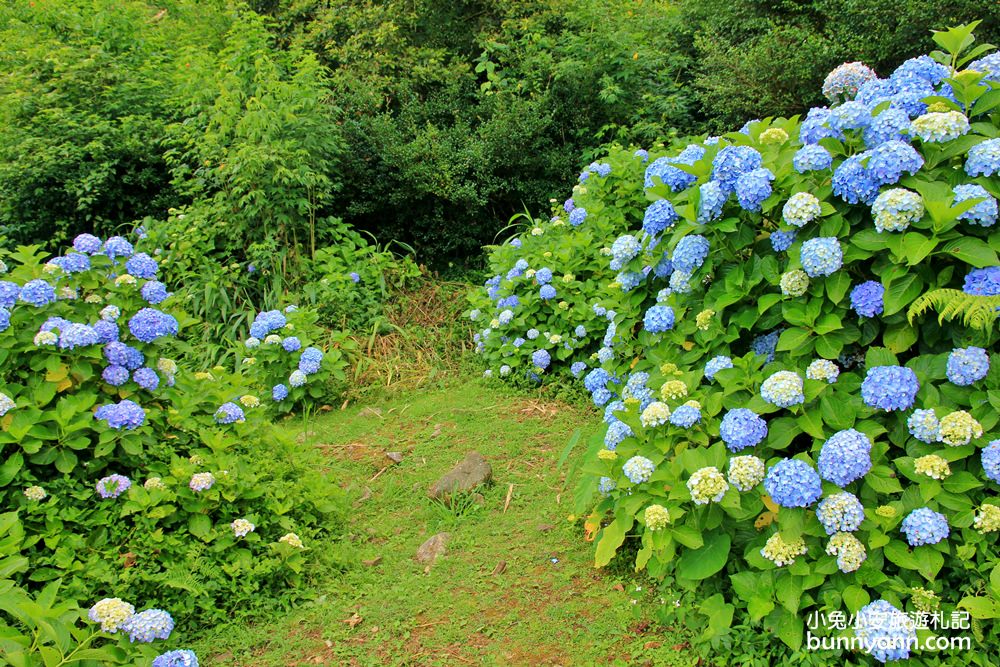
415,532 -> 450,565
428,451 -> 493,501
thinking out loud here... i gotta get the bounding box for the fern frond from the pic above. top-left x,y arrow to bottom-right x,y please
907,289 -> 1000,331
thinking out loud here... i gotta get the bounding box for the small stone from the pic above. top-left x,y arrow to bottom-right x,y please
537,524 -> 554,533
362,556 -> 382,567
385,451 -> 404,464
428,451 -> 493,502
415,532 -> 450,565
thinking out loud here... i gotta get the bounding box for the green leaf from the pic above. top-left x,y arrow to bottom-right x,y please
595,516 -> 632,568
188,514 -> 212,539
958,597 -> 998,620
672,524 -> 704,549
677,531 -> 731,580
939,238 -> 999,268
776,327 -> 811,352
882,274 -> 923,317
765,606 -> 804,650
842,585 -> 870,613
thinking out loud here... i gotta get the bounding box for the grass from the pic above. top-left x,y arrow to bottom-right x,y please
193,375 -> 694,666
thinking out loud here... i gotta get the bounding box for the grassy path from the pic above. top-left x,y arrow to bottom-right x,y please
194,378 -> 693,666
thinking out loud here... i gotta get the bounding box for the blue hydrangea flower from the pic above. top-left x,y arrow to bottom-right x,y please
214,402 -> 245,424
770,230 -> 797,253
760,371 -> 804,407
800,237 -> 843,277
526,328 -> 540,340
153,649 -> 199,667
584,368 -> 611,393
497,295 -> 519,309
610,235 -> 641,271
669,405 -> 701,428
604,421 -> 633,450
818,429 -> 873,486
539,285 -> 556,300
563,198 -> 575,213
95,400 -> 146,430
901,507 -> 949,546
19,279 -> 56,307
765,458 -> 823,507
52,252 -> 91,274
535,267 -> 553,285
122,609 -> 174,643
96,474 -> 131,499
593,162 -> 611,177
282,336 -> 302,352
141,280 -> 171,304
570,361 -> 587,377
705,355 -> 733,381
865,140 -> 923,186
133,367 -> 159,391
128,308 -> 178,343
569,208 -> 588,226
953,184 -> 998,227
816,492 -> 865,534
946,346 -> 990,386
983,440 -> 1000,484
864,107 -> 911,146
104,342 -> 144,370
751,330 -> 780,363
645,146 -> 705,191
125,253 -> 158,279
604,400 -> 625,425
531,349 -> 550,370
102,365 -> 129,386
782,193 -> 822,228
92,320 -> 118,343
735,167 -> 774,212
828,101 -> 872,131
598,477 -> 616,495
861,366 -> 919,411
592,387 -> 612,406
349,272 -> 360,283
622,456 -> 655,484
672,235 -> 709,273
104,236 -> 134,260
712,146 -> 762,193
966,138 -> 1000,177
249,310 -> 287,339
73,233 -> 102,254
512,337 -> 526,348
643,305 -> 675,333
616,270 -> 644,292
893,55 -> 948,86
299,347 -> 324,374
964,267 -> 1000,296
719,409 -> 767,451
58,323 -> 99,350
792,145 -> 833,173
850,281 -> 884,317
652,254 -> 673,278
0,281 -> 20,309
970,52 -> 1000,80
697,180 -> 727,223
832,153 -> 879,205
0,308 -> 11,334
855,600 -> 917,663
634,149 -> 649,162
643,199 -> 678,236
799,107 -> 844,144
272,384 -> 289,402
908,409 -> 940,443
574,325 -> 586,338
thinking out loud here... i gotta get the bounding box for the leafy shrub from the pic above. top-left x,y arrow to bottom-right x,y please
477,22 -> 1000,663
466,147 -> 669,384
0,237 -> 348,638
239,305 -> 352,412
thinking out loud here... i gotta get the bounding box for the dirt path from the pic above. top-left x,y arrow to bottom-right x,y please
196,379 -> 692,666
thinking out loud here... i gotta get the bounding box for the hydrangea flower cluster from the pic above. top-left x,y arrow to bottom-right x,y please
872,188 -> 923,233
765,458 -> 822,507
704,355 -> 733,381
761,533 -> 808,567
640,401 -> 671,427
760,371 -> 804,408
88,598 -> 135,633
779,270 -> 809,297
672,235 -> 710,273
719,409 -> 768,452
849,280 -> 884,317
95,400 -> 146,430
914,454 -> 950,479
669,404 -> 701,428
687,466 -> 729,504
938,410 -> 983,446
953,184 -> 998,227
727,455 -> 765,492
861,366 -> 919,411
855,600 -> 916,663
900,507 -> 949,546
643,305 -> 675,333
644,504 -> 670,530
799,237 -> 843,277
622,456 -> 655,484
153,650 -> 200,667
910,111 -> 970,142
946,346 -> 990,386
805,359 -> 839,383
782,192 -> 822,227
827,532 -> 867,573
122,609 -> 175,643
907,409 -> 940,443
816,492 -> 865,535
817,429 -> 873,486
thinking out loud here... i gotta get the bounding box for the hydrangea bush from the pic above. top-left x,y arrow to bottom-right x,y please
239,305 -> 349,412
0,238 -> 347,635
560,24 -> 1000,662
